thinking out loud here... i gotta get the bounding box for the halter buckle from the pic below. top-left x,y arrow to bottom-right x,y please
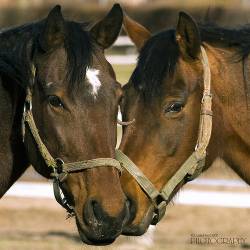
24,100 -> 32,113
151,199 -> 167,225
201,92 -> 212,103
185,157 -> 205,182
22,100 -> 32,142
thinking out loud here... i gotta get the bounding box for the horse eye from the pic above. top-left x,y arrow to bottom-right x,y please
164,102 -> 183,114
48,95 -> 63,108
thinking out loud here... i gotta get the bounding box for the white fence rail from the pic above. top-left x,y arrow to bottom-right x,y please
4,179 -> 250,208
107,36 -> 137,65
114,36 -> 134,47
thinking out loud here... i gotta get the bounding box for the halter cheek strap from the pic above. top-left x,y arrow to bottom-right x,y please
116,45 -> 213,225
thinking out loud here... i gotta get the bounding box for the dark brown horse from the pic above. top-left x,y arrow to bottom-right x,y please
119,12 -> 250,235
0,4 -> 128,245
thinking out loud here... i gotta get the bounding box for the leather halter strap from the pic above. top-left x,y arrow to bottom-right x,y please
22,72 -> 122,214
116,46 -> 213,225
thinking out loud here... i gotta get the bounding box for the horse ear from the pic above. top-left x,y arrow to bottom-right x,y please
176,12 -> 201,59
39,5 -> 65,51
90,4 -> 123,49
123,14 -> 151,51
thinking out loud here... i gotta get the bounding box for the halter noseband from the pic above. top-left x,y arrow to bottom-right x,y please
116,46 -> 213,225
22,69 -> 123,215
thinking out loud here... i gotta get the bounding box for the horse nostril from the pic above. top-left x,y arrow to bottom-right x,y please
81,197 -> 129,242
83,198 -> 106,226
91,200 -> 104,221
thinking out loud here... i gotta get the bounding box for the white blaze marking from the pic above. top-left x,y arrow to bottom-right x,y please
86,68 -> 101,97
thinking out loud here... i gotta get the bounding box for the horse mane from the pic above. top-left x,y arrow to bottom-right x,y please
132,23 -> 250,98
200,24 -> 250,57
0,19 -> 93,91
62,21 -> 93,89
131,29 -> 179,98
0,22 -> 36,88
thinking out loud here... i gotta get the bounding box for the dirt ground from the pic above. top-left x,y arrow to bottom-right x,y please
0,198 -> 249,250
1,160 -> 250,250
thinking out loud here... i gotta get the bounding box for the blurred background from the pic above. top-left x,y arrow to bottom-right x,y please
2,0 -> 250,67
0,0 -> 250,250
2,0 -> 250,29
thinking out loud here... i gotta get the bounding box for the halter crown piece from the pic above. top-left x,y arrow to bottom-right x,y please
115,46 -> 213,225
22,66 -> 123,215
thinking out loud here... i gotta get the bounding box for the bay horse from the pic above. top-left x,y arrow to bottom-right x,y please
0,4 -> 128,245
118,12 -> 250,235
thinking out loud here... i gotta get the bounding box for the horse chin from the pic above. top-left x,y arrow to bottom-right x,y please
77,228 -> 116,246
122,205 -> 154,236
75,217 -> 118,246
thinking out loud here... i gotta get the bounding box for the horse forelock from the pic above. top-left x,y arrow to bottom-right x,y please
131,29 -> 179,100
0,20 -> 95,93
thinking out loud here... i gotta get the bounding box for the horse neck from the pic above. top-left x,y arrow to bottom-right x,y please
0,76 -> 28,197
205,44 -> 250,184
0,25 -> 33,196
0,22 -> 36,51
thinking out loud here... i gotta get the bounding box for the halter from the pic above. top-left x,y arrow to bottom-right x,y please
22,68 -> 123,215
116,46 -> 213,225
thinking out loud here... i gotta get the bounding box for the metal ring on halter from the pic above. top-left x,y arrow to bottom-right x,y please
56,158 -> 64,165
50,158 -> 63,178
54,158 -> 68,182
